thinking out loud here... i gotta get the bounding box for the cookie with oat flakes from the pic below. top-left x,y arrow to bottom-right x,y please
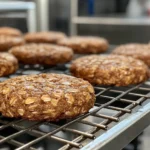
0,35 -> 24,51
112,43 -> 150,67
0,73 -> 95,121
0,27 -> 22,37
70,55 -> 149,86
9,43 -> 73,65
24,31 -> 66,44
57,36 -> 108,54
0,52 -> 18,77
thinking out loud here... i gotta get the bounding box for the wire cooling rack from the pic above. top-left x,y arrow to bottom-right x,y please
0,61 -> 150,150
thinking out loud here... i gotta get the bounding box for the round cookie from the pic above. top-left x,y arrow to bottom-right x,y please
0,35 -> 24,51
70,55 -> 149,86
0,52 -> 18,76
57,36 -> 109,54
0,27 -> 22,37
24,31 -> 66,44
0,73 -> 95,121
9,43 -> 73,65
112,43 -> 150,67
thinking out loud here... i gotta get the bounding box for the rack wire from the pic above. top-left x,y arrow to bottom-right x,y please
0,57 -> 150,150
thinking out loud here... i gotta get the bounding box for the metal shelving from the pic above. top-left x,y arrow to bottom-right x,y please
70,0 -> 150,35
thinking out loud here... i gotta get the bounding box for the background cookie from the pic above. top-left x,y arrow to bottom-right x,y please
9,43 -> 73,65
24,31 -> 66,44
70,55 -> 149,86
0,35 -> 24,51
0,52 -> 18,76
0,73 -> 95,121
57,36 -> 109,54
0,27 -> 22,36
112,43 -> 150,67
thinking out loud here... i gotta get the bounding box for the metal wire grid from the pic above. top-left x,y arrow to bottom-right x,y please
0,63 -> 150,150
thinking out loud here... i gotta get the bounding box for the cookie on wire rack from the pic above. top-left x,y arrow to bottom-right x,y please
70,55 -> 149,86
112,43 -> 150,67
0,52 -> 18,76
57,36 -> 109,54
24,31 -> 66,44
0,27 -> 22,37
9,43 -> 74,65
0,73 -> 95,121
0,35 -> 24,51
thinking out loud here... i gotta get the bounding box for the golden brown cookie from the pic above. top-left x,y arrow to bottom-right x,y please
0,73 -> 95,121
70,55 -> 149,86
0,52 -> 18,76
57,36 -> 109,54
24,31 -> 66,44
112,43 -> 150,67
9,43 -> 73,65
0,35 -> 24,51
0,27 -> 22,36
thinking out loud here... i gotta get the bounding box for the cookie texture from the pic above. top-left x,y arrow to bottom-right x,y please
0,35 -> 24,51
0,27 -> 22,36
9,43 -> 73,65
57,36 -> 109,54
112,43 -> 150,67
70,55 -> 149,86
24,31 -> 66,44
0,74 -> 95,121
0,52 -> 18,76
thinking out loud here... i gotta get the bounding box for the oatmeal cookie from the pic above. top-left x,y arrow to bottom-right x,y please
70,55 -> 149,86
0,73 -> 95,121
0,35 -> 24,51
0,27 -> 22,36
9,43 -> 73,65
24,31 -> 66,44
112,43 -> 150,67
57,36 -> 108,54
0,52 -> 18,76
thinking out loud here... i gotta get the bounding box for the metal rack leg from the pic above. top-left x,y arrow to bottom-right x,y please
27,8 -> 37,32
36,0 -> 49,31
70,0 -> 78,36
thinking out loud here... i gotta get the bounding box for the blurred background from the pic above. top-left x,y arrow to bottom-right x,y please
1,0 -> 150,44
0,0 -> 150,150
